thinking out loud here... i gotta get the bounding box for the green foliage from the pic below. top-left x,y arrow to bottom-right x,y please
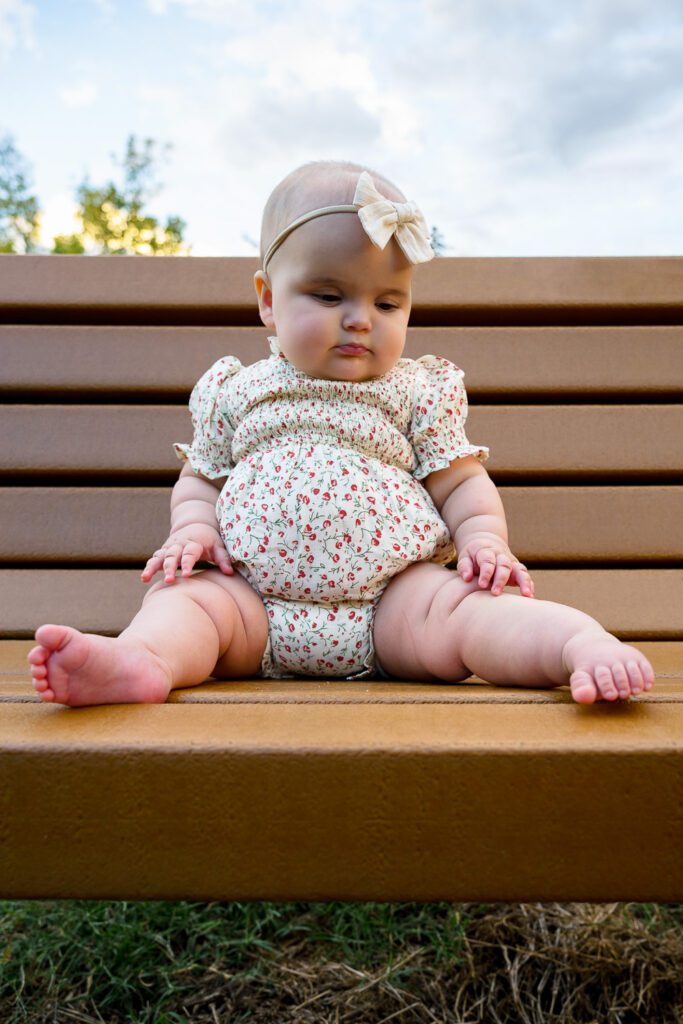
0,135 -> 41,253
64,135 -> 188,255
0,132 -> 188,256
51,233 -> 86,254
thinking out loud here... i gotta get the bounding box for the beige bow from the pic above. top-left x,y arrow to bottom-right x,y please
354,172 -> 434,264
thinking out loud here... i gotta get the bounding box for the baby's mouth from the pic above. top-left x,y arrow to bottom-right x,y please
336,343 -> 369,355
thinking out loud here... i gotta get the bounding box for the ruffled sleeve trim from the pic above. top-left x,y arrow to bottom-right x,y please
409,355 -> 489,480
173,356 -> 242,479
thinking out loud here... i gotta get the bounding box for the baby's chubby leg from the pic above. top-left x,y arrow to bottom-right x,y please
373,562 -> 654,703
28,570 -> 268,707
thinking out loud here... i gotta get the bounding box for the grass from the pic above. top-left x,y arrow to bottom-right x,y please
1,901 -> 682,1022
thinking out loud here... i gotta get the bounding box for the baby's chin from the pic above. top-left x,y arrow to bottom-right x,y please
285,353 -> 401,382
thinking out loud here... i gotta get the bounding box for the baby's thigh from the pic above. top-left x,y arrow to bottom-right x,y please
373,562 -> 481,680
174,568 -> 269,679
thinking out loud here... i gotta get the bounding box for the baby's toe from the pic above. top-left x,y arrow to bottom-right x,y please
625,659 -> 644,695
570,669 -> 599,704
610,661 -> 631,699
594,664 -> 621,701
641,659 -> 655,689
27,644 -> 49,666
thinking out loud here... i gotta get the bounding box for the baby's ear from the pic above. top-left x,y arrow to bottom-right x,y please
253,271 -> 275,328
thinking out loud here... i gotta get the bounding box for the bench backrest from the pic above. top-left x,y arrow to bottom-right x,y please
2,254 -> 682,641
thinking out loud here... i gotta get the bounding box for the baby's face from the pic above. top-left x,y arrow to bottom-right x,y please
254,214 -> 413,382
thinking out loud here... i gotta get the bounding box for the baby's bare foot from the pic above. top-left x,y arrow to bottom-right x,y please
561,629 -> 655,704
27,624 -> 172,707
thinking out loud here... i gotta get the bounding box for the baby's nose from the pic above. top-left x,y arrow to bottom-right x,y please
342,302 -> 372,330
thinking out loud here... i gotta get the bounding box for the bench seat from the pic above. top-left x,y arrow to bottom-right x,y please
2,639 -> 682,902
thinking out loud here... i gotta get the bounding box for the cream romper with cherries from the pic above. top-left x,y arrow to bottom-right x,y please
174,338 -> 488,679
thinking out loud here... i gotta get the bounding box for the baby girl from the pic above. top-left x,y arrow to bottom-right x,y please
28,160 -> 655,706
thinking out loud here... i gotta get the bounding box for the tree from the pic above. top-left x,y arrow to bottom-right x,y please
53,135 -> 188,255
430,225 -> 449,257
0,135 -> 41,253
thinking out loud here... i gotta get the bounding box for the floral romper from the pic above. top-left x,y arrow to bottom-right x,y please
174,337 -> 488,679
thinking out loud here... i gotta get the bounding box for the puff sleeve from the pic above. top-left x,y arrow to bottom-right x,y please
409,355 -> 489,480
173,356 -> 242,479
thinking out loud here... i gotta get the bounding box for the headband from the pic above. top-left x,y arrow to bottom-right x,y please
262,171 -> 434,272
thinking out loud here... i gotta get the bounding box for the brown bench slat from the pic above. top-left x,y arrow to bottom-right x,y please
2,487 -> 680,563
2,697 -> 681,901
1,569 -> 680,638
2,639 -> 681,703
4,404 -> 681,479
3,324 -> 682,397
3,256 -> 683,326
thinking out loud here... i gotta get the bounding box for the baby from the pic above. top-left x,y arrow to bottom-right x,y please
28,160 -> 655,706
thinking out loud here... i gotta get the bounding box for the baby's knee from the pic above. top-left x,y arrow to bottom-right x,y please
420,579 -> 477,677
141,569 -> 216,603
424,573 -> 484,626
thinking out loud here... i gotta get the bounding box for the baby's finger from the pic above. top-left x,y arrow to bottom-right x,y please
510,562 -> 534,597
490,557 -> 513,595
457,553 -> 475,582
212,543 -> 234,575
176,540 -> 206,577
474,548 -> 497,588
162,545 -> 184,582
141,551 -> 166,582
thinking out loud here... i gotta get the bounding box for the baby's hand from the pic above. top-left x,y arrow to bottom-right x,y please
141,524 -> 233,584
457,532 -> 534,597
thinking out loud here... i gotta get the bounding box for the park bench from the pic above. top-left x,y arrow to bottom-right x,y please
1,253 -> 682,903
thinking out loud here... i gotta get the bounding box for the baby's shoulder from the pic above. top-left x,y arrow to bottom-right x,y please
398,354 -> 464,376
395,355 -> 466,390
193,354 -> 279,394
194,355 -> 243,389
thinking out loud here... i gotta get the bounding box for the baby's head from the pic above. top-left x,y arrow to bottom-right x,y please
254,160 -> 433,383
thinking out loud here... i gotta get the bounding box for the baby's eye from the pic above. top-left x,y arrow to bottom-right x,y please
377,302 -> 399,311
314,293 -> 340,303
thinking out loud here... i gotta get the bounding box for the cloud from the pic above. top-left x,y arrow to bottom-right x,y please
145,0 -> 244,18
8,0 -> 680,256
220,88 -> 382,169
420,0 -> 683,167
59,81 -> 99,107
0,0 -> 35,61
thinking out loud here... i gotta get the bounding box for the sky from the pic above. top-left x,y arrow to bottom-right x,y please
1,0 -> 682,257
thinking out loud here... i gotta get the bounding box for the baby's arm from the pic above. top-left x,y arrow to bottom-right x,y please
141,462 -> 233,584
423,456 -> 534,597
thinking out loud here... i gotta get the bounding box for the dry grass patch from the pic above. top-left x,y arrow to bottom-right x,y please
143,903 -> 683,1023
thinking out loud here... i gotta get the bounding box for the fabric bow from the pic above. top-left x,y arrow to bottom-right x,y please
353,172 -> 434,264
